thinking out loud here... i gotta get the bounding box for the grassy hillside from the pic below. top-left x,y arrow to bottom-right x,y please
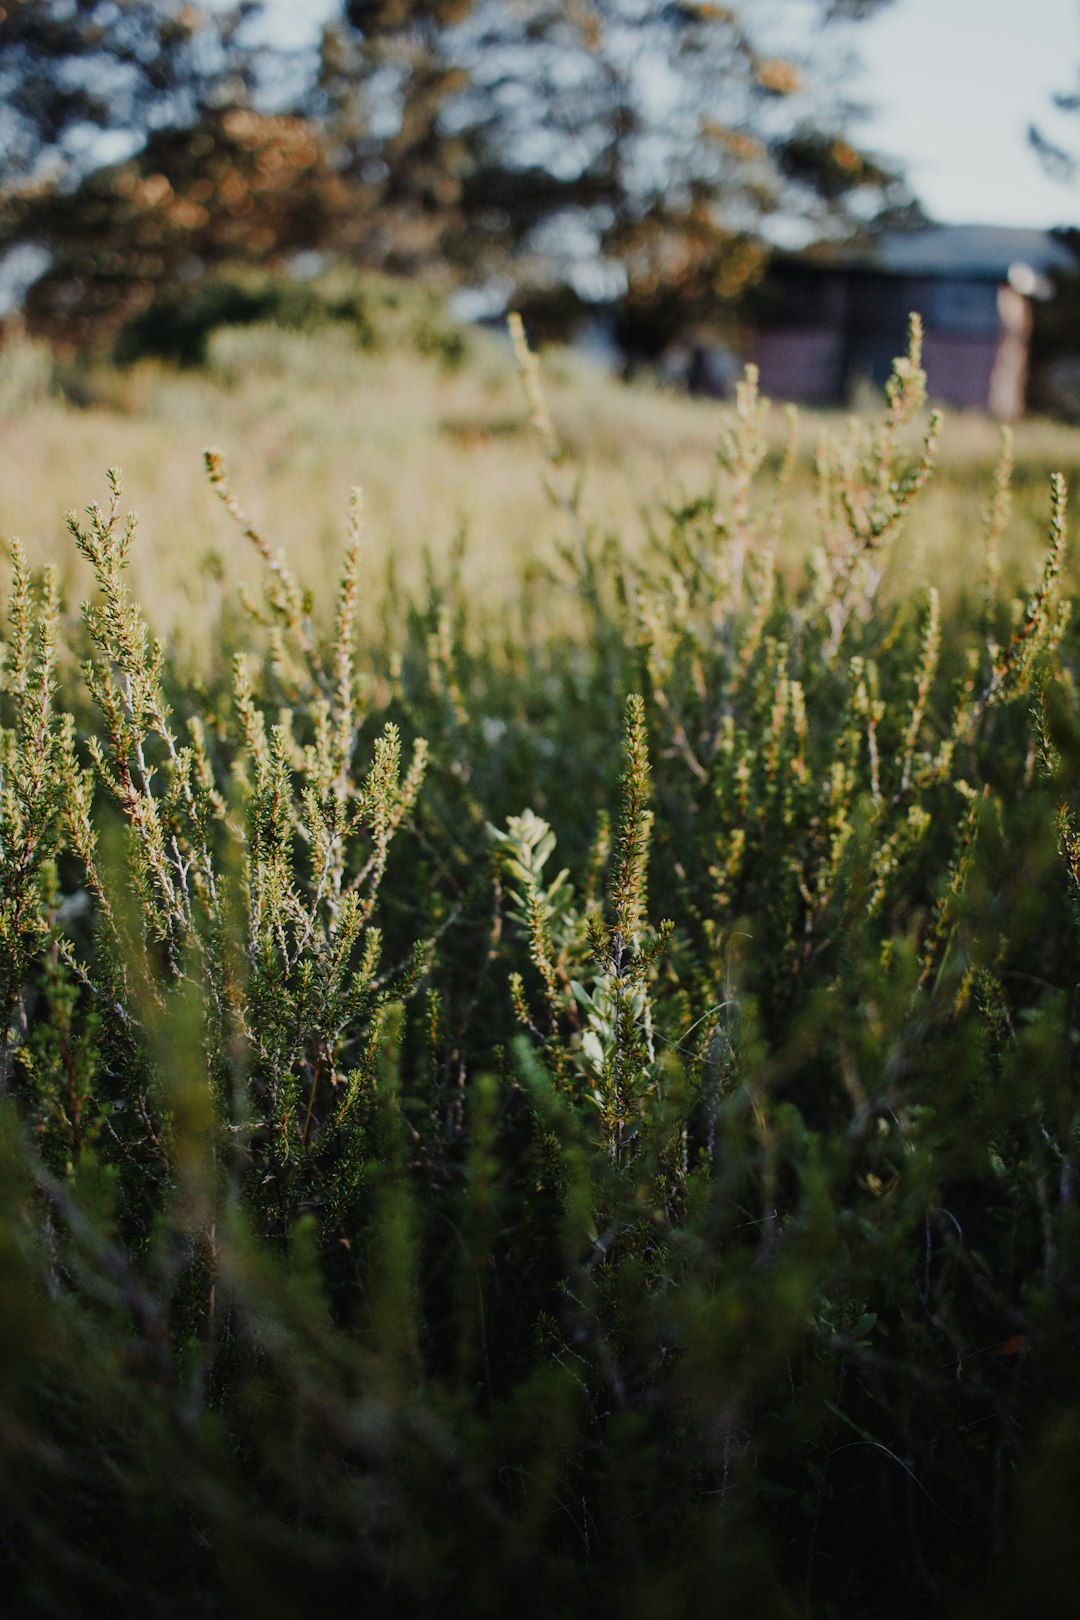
1,316 -> 1076,651
2,310 -> 1080,1618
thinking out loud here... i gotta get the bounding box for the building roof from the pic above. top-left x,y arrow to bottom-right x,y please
865,224 -> 1075,282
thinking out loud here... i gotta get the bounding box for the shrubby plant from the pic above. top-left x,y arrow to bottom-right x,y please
1,318 -> 1079,1618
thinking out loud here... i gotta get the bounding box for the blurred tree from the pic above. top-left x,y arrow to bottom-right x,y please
1027,49 -> 1080,417
309,0 -> 483,274
0,3 -> 343,349
0,0 -> 910,357
322,0 -> 909,353
1,107 -> 351,348
1029,61 -> 1080,184
0,1 -> 264,189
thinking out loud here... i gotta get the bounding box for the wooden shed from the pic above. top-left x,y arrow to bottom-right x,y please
753,225 -> 1074,420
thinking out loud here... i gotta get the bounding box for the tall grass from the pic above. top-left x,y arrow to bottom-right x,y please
1,316 -> 1076,652
1,314 -> 1080,1618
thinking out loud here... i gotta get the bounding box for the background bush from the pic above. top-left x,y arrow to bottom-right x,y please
109,264 -> 467,371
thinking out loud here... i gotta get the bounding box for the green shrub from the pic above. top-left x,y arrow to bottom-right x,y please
110,263 -> 466,370
1,317 -> 1079,1618
0,337 -> 53,419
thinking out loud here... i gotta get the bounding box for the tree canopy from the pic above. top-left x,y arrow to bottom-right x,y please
0,1 -> 264,187
325,3 -> 907,290
0,0 -> 911,352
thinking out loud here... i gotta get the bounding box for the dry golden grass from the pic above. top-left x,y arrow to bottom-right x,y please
2,322 -> 1078,656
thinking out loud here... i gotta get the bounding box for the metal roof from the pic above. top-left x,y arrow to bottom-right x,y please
866,224 -> 1076,281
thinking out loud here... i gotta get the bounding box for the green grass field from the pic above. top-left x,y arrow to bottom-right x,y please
3,310 -> 1080,1619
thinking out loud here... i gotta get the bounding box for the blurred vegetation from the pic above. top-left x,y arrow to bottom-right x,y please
1029,229 -> 1080,421
2,318 -> 1080,1617
110,262 -> 467,369
0,2 -> 911,361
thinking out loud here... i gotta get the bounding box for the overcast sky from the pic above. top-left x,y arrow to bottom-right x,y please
856,0 -> 1078,228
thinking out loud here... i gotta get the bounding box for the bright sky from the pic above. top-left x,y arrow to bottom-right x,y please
856,0 -> 1079,228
